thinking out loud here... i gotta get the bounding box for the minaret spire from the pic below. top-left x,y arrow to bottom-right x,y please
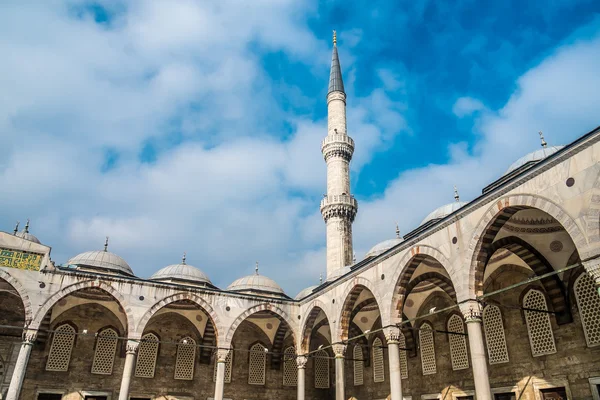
13,221 -> 19,235
104,236 -> 109,252
454,186 -> 460,202
539,131 -> 548,148
321,31 -> 357,278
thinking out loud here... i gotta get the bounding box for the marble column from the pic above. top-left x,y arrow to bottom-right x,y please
214,348 -> 230,400
460,301 -> 492,400
384,327 -> 403,400
296,355 -> 308,400
6,329 -> 37,400
582,258 -> 600,297
118,340 -> 139,400
333,344 -> 346,400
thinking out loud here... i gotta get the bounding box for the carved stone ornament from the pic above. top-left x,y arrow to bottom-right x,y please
296,355 -> 308,369
384,327 -> 401,343
332,343 -> 347,357
126,339 -> 140,354
22,328 -> 38,344
216,348 -> 231,363
459,300 -> 483,323
583,258 -> 600,286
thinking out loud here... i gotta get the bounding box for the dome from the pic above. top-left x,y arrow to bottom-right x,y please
295,285 -> 318,300
366,238 -> 402,258
151,259 -> 212,286
228,265 -> 285,296
16,230 -> 41,244
505,146 -> 564,175
67,249 -> 133,276
420,201 -> 466,226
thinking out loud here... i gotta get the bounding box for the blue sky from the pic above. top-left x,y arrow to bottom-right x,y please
1,0 -> 600,295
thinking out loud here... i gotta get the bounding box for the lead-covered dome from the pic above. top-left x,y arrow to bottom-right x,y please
504,145 -> 564,175
151,256 -> 212,287
13,220 -> 41,244
420,187 -> 466,226
67,238 -> 133,276
228,264 -> 285,296
366,238 -> 402,258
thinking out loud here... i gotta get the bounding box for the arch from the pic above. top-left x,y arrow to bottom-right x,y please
466,194 -> 588,301
389,245 -> 455,324
483,264 -> 533,291
30,280 -> 135,334
300,301 -> 333,353
0,269 -> 33,323
248,342 -> 267,385
174,336 -> 197,380
418,321 -> 436,375
338,277 -> 383,341
135,332 -> 160,378
522,288 -> 556,356
91,327 -> 118,375
404,272 -> 457,306
136,292 -> 221,341
225,303 -> 297,348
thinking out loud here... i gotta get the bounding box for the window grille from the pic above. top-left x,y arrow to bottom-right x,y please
574,273 -> 600,347
135,333 -> 159,378
46,324 -> 76,371
174,337 -> 196,380
248,343 -> 266,385
283,346 -> 297,386
483,305 -> 509,364
91,328 -> 118,375
353,344 -> 363,386
314,350 -> 330,389
398,331 -> 408,379
372,337 -> 385,382
447,314 -> 469,370
524,289 -> 556,356
419,323 -> 436,375
214,349 -> 233,383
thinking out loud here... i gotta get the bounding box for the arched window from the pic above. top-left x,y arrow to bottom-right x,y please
213,347 -> 233,383
483,305 -> 509,364
574,273 -> 600,347
248,343 -> 266,385
91,328 -> 118,375
353,344 -> 363,386
524,289 -> 556,356
135,333 -> 159,378
314,350 -> 330,389
372,337 -> 385,382
46,323 -> 76,371
447,314 -> 469,371
283,346 -> 297,386
174,336 -> 196,380
419,323 -> 436,375
398,331 -> 408,379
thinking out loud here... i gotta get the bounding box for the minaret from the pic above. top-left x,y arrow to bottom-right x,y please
321,31 -> 358,278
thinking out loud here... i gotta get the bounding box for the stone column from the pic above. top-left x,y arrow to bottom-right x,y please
6,329 -> 37,400
118,340 -> 139,400
583,258 -> 600,297
384,327 -> 403,400
214,348 -> 230,400
296,355 -> 308,400
333,344 -> 346,400
460,301 -> 492,400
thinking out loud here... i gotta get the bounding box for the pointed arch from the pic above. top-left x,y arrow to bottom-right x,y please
404,272 -> 457,304
0,269 -> 33,323
338,278 -> 383,341
225,303 -> 297,348
300,301 -> 333,353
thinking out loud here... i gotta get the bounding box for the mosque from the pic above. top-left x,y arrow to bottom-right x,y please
1,33 -> 600,400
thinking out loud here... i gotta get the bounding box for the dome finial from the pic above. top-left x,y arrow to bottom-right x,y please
104,236 -> 109,252
454,185 -> 460,202
182,252 -> 187,265
13,221 -> 19,235
353,252 -> 356,263
539,131 -> 547,148
333,30 -> 337,45
24,219 -> 30,233
395,223 -> 400,238
319,273 -> 323,285
255,261 -> 259,275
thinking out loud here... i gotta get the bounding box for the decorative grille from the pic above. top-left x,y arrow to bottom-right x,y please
574,273 -> 600,347
398,331 -> 408,379
248,343 -> 266,385
419,323 -> 436,375
91,328 -> 118,375
483,305 -> 509,364
283,346 -> 297,386
447,315 -> 469,371
135,333 -> 159,378
46,324 -> 76,371
314,350 -> 330,389
524,289 -> 556,356
174,337 -> 196,380
353,344 -> 363,386
372,337 -> 385,382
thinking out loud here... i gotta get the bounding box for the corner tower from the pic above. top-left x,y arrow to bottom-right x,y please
321,31 -> 358,278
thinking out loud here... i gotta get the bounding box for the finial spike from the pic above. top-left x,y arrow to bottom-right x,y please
104,236 -> 109,252
255,261 -> 259,275
538,131 -> 547,148
182,252 -> 186,265
395,223 -> 400,238
333,30 -> 337,45
454,186 -> 460,202
319,273 -> 323,285
13,221 -> 19,235
353,252 -> 356,263
24,219 -> 30,233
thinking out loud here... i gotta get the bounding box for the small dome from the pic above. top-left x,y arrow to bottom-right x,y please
151,262 -> 212,286
228,265 -> 285,296
420,201 -> 466,226
16,230 -> 41,244
295,285 -> 318,300
505,146 -> 564,175
366,238 -> 402,258
67,250 -> 133,276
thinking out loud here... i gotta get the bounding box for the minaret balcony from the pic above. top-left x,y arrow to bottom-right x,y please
321,134 -> 355,161
320,195 -> 358,222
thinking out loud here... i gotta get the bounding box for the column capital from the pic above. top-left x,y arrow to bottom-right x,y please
125,339 -> 139,355
459,300 -> 483,323
22,328 -> 37,345
296,355 -> 308,369
216,348 -> 231,363
384,326 -> 402,343
332,343 -> 346,358
583,258 -> 600,286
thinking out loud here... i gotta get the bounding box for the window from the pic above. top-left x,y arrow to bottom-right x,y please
248,343 -> 266,385
213,348 -> 233,383
372,337 -> 385,382
353,344 -> 363,386
523,289 -> 556,356
37,395 -> 63,400
494,394 -> 516,400
174,337 -> 196,380
283,346 -> 297,386
46,324 -> 76,371
419,323 -> 436,375
314,350 -> 330,389
539,387 -> 567,400
483,305 -> 509,364
91,328 -> 118,375
447,314 -> 469,371
398,331 -> 408,379
135,333 -> 159,378
574,273 -> 600,347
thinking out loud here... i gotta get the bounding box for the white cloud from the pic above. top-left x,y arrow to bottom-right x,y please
452,96 -> 485,117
